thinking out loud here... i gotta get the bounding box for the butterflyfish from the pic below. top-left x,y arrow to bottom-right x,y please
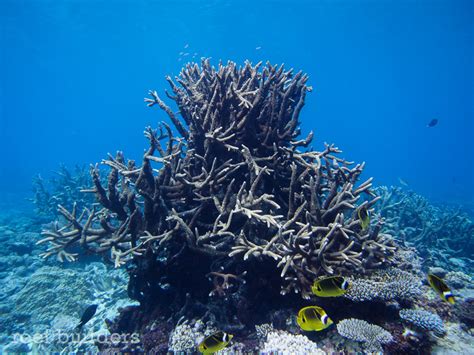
198,331 -> 233,354
428,274 -> 455,304
358,206 -> 370,231
297,306 -> 333,331
311,276 -> 350,297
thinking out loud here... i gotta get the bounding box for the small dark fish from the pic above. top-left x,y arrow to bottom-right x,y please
76,304 -> 98,329
427,118 -> 438,127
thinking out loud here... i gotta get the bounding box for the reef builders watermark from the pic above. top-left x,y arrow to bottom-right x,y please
12,331 -> 140,346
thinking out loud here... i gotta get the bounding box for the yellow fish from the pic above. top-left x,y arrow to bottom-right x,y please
428,274 -> 455,304
297,306 -> 333,331
311,276 -> 350,297
198,331 -> 233,354
358,206 -> 370,231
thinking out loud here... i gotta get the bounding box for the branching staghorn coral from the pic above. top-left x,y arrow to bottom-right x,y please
38,59 -> 397,299
31,165 -> 94,218
375,186 -> 473,265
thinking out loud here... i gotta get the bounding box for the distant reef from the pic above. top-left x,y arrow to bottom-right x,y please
376,186 -> 473,269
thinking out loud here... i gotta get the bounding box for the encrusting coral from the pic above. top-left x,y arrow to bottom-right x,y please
38,59 -> 397,301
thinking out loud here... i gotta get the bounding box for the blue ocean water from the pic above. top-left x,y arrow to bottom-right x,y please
1,1 -> 473,354
1,0 -> 472,204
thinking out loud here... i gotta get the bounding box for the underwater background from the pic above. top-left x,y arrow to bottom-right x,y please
0,0 -> 473,354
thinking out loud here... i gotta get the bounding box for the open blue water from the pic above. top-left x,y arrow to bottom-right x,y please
1,0 -> 472,205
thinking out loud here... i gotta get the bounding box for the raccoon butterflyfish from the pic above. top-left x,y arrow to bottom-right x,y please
428,274 -> 455,304
198,331 -> 233,354
358,206 -> 370,231
311,276 -> 350,297
297,306 -> 333,331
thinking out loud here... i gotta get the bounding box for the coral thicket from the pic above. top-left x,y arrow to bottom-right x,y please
39,60 -> 396,304
376,186 -> 473,268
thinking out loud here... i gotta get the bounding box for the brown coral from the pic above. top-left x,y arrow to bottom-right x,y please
38,59 -> 397,298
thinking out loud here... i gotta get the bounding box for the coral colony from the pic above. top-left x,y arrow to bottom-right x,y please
31,60 -> 473,353
38,59 -> 396,284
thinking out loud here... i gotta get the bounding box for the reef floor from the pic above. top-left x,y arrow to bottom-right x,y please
0,197 -> 473,354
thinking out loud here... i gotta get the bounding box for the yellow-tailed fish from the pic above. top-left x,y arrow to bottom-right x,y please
311,276 -> 350,297
198,331 -> 233,354
428,274 -> 455,304
358,206 -> 370,231
297,306 -> 333,331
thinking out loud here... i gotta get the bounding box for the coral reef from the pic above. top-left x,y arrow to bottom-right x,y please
0,209 -> 132,355
168,319 -> 217,353
399,309 -> 445,335
141,323 -> 172,354
444,270 -> 472,289
344,267 -> 422,303
383,322 -> 434,354
262,330 -> 324,354
455,298 -> 474,328
255,323 -> 275,341
31,165 -> 94,218
21,59 -> 473,354
38,59 -> 397,305
376,186 -> 473,269
432,322 -> 474,354
10,264 -> 129,329
336,318 -> 393,352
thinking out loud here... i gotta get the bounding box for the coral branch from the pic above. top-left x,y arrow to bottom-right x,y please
40,59 -> 397,299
